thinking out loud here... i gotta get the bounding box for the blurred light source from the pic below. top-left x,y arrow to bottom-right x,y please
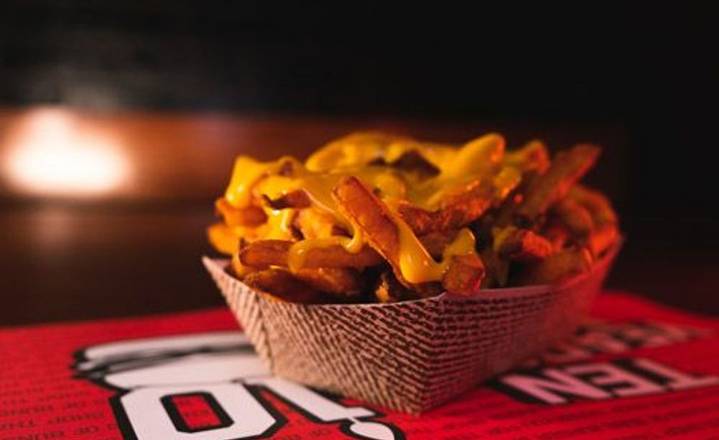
4,109 -> 129,197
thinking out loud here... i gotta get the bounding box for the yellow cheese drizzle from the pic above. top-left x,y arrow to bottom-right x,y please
221,132 -> 519,284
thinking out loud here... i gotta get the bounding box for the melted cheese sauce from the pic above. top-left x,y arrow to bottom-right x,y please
215,132 -> 523,283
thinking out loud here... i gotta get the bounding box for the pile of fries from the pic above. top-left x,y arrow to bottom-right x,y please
209,132 -> 619,303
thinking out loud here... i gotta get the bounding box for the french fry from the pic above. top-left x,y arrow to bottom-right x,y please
551,198 -> 595,239
387,150 -> 440,178
241,238 -> 364,298
230,241 -> 256,278
480,247 -> 509,288
239,240 -> 289,268
215,198 -> 267,227
478,169 -> 541,287
494,226 -> 554,262
398,201 -> 490,236
587,223 -> 619,258
516,248 -> 593,285
503,140 -> 550,174
239,239 -> 383,269
492,169 -> 540,228
398,177 -> 512,235
296,243 -> 381,268
373,271 -> 418,303
294,208 -> 346,240
418,229 -> 461,259
263,190 -> 311,209
294,267 -> 363,297
332,176 -> 408,283
515,144 -> 601,226
569,185 -> 618,226
207,222 -> 239,256
442,254 -> 485,295
542,222 -> 573,251
211,131 -> 619,302
372,270 -> 443,301
415,282 -> 445,298
243,269 -> 326,303
333,176 -> 487,294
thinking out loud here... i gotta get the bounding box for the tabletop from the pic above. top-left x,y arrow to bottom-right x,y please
1,107 -> 717,326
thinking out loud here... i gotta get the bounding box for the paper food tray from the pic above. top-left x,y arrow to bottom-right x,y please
203,245 -> 618,414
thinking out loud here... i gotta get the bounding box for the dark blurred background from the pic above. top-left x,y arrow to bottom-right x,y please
0,2 -> 716,324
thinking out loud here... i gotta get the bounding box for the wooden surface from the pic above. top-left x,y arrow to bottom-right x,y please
0,107 -> 716,326
0,107 -> 631,202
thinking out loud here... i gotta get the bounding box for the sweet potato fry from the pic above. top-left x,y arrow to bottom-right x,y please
215,198 -> 267,227
515,144 -> 601,226
516,248 -> 592,285
243,269 -> 326,303
551,198 -> 595,239
239,239 -> 383,269
494,226 -> 554,262
294,267 -> 363,297
442,253 -> 485,295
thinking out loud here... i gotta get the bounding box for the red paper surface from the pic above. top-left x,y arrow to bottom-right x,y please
1,291 -> 719,440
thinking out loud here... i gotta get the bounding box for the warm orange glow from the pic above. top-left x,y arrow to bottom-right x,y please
3,109 -> 130,197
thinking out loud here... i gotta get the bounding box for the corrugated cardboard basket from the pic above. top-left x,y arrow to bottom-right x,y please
203,245 -> 619,414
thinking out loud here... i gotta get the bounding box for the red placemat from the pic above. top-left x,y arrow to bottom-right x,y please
2,291 -> 718,440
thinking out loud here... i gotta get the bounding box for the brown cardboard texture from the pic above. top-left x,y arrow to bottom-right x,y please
203,246 -> 618,414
